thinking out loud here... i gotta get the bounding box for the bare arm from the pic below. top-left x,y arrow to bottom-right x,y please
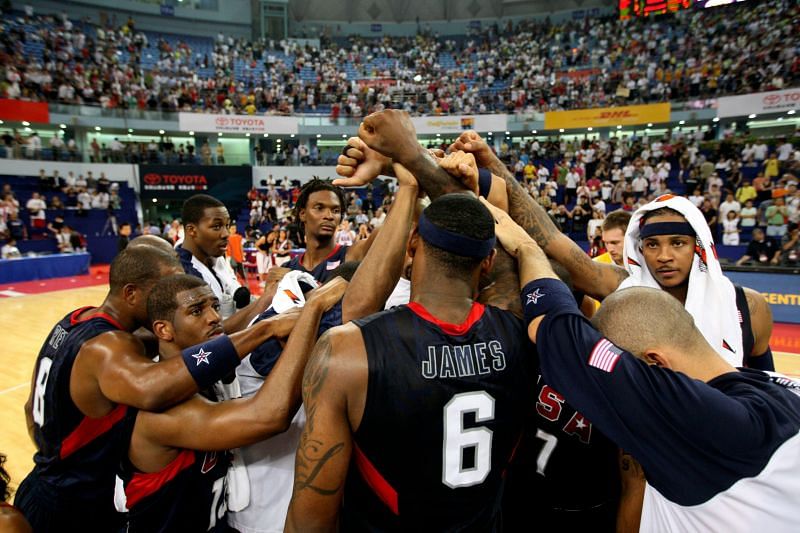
616,450 -> 646,533
745,287 -> 773,356
342,164 -> 419,323
221,290 -> 274,334
71,312 -> 298,414
452,131 -> 627,300
137,279 -> 348,450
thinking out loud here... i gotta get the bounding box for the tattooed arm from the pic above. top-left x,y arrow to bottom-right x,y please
285,324 -> 369,532
451,131 -> 628,300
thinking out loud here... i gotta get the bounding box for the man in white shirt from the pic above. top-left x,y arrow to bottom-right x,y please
777,139 -> 794,162
370,207 -> 386,228
719,192 -> 742,222
632,175 -> 648,197
1,238 -> 21,259
753,141 -> 768,162
25,192 -> 47,234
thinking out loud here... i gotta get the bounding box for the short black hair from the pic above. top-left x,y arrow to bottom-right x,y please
147,274 -> 208,324
421,193 -> 495,277
293,178 -> 346,221
182,194 -> 226,226
109,246 -> 181,293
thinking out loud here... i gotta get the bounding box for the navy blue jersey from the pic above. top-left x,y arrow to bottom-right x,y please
248,301 -> 343,376
504,373 -> 619,530
120,388 -> 231,533
286,244 -> 349,282
16,307 -> 135,531
121,448 -> 231,532
343,302 -> 534,531
535,286 -> 800,530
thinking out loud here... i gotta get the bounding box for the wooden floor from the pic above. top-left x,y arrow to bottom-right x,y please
1,285 -> 799,494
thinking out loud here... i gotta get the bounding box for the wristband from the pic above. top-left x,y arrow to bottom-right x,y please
181,334 -> 240,389
747,347 -> 775,371
478,168 -> 492,198
521,278 -> 576,323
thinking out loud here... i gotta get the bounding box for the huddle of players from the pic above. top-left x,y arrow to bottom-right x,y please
12,109 -> 798,532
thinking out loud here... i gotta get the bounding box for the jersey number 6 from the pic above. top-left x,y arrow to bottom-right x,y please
442,391 -> 495,489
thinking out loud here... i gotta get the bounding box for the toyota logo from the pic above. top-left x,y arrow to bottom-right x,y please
215,117 -> 229,126
143,173 -> 161,185
763,94 -> 781,105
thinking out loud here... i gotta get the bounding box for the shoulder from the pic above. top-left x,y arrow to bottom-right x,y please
80,330 -> 142,360
743,286 -> 773,349
0,506 -> 32,533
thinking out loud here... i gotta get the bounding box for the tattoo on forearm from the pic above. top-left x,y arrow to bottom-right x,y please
503,172 -> 559,250
293,332 -> 345,497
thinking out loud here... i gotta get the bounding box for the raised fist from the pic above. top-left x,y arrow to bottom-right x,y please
358,110 -> 423,166
333,137 -> 392,188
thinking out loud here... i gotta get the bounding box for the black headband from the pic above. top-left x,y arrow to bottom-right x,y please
418,212 -> 496,259
639,221 -> 696,239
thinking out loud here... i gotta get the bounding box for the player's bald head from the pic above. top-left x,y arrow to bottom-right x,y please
591,287 -> 706,360
128,234 -> 176,256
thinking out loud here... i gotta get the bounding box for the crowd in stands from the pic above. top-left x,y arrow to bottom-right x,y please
0,1 -> 797,117
0,168 -> 126,255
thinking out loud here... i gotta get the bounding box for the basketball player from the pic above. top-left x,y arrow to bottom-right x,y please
1,454 -> 31,533
16,246 -> 294,532
448,130 -> 773,370
179,194 -> 272,333
490,204 -> 800,531
117,273 -> 346,531
285,179 -> 376,282
285,194 -> 534,531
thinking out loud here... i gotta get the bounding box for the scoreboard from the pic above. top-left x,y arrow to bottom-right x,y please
619,0 -> 749,19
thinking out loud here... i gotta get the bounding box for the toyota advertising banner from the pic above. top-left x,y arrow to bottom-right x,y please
717,88 -> 800,118
138,165 -> 251,209
178,112 -> 299,135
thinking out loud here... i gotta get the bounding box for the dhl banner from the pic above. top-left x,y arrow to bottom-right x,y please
544,103 -> 671,130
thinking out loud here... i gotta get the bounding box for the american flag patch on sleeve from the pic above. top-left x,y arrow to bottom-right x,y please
588,338 -> 623,373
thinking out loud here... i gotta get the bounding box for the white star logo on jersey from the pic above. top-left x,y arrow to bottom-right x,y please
526,288 -> 544,305
575,417 -> 587,429
192,348 -> 211,365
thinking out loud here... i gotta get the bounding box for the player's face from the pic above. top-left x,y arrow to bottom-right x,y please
171,286 -> 223,348
301,191 -> 342,240
602,227 -> 625,266
641,214 -> 694,290
192,207 -> 230,258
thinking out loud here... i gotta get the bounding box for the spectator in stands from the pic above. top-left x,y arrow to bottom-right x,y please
736,228 -> 778,266
1,238 -> 21,259
25,192 -> 46,236
117,222 -> 132,252
7,211 -> 26,241
736,179 -> 757,205
700,198 -> 718,234
765,196 -> 789,238
722,211 -> 741,246
55,224 -> 74,253
772,222 -> 800,266
50,133 -> 64,161
201,141 -> 212,165
740,199 -> 757,228
216,142 -> 225,165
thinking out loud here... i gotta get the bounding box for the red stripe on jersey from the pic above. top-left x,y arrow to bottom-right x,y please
297,244 -> 343,270
70,306 -> 125,330
407,301 -> 485,336
124,449 -> 196,509
354,444 -> 399,516
60,404 -> 128,459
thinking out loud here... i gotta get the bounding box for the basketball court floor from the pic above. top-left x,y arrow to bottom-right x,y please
1,269 -> 799,491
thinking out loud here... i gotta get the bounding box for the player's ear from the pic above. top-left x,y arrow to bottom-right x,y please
184,222 -> 197,237
642,350 -> 671,369
479,249 -> 496,278
298,207 -> 307,223
151,320 -> 175,342
406,229 -> 419,259
121,283 -> 138,306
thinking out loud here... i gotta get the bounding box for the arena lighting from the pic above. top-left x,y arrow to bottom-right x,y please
505,131 -> 510,135
127,133 -> 132,138
95,126 -> 101,131
647,123 -> 653,127
264,133 -> 269,137
531,130 -> 537,134
218,132 -> 223,137
559,129 -> 564,133
316,134 -> 321,138
789,110 -> 796,115
0,120 -> 3,125
341,134 -> 347,138
24,127 -> 31,132
712,117 -> 720,122
587,127 -> 593,131
152,198 -> 157,203
678,120 -> 685,125
189,131 -> 194,135
616,125 -> 622,129
748,114 -> 757,119
22,121 -> 30,126
487,132 -> 492,136
778,117 -> 784,122
290,134 -> 295,138
436,133 -> 441,137
128,128 -> 133,133
245,133 -> 250,137
59,124 -> 67,129
158,129 -> 165,134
